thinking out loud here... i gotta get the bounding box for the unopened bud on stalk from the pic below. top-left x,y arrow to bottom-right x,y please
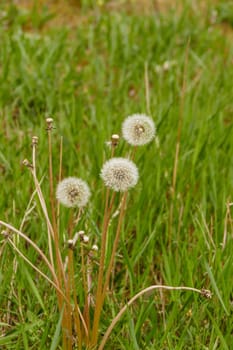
1,230 -> 9,237
32,136 -> 39,146
201,289 -> 212,299
82,235 -> 89,243
46,117 -> 54,130
22,159 -> 33,169
91,244 -> 98,251
72,231 -> 81,246
67,239 -> 74,249
111,134 -> 120,147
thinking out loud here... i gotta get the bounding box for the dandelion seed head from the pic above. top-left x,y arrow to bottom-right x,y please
56,177 -> 90,208
100,157 -> 139,192
122,114 -> 155,146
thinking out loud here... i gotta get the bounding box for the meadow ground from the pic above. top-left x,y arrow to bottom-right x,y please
0,0 -> 233,349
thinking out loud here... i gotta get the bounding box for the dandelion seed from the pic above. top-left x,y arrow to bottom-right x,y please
56,177 -> 90,208
100,157 -> 139,192
122,114 -> 155,146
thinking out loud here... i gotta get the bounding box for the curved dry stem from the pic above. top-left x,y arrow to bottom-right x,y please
98,285 -> 210,350
0,221 -> 56,281
7,237 -> 67,302
1,222 -> 88,335
6,184 -> 41,323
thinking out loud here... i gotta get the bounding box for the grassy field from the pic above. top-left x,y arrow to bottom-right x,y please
0,0 -> 233,349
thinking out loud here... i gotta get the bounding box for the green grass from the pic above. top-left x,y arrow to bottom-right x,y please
0,1 -> 233,349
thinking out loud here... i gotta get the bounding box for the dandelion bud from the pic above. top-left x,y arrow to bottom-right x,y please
56,177 -> 91,208
72,232 -> 81,246
83,235 -> 89,243
32,136 -> 39,146
100,157 -> 139,192
201,289 -> 212,299
92,244 -> 98,251
67,239 -> 74,249
22,159 -> 33,169
111,134 -> 120,147
46,117 -> 54,130
122,114 -> 155,146
1,230 -> 9,237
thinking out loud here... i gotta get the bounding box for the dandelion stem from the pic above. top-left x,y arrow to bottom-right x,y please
169,39 -> 190,245
31,140 -> 55,272
46,121 -> 66,290
91,187 -> 110,345
69,246 -> 82,349
98,285 -> 211,350
144,61 -> 151,115
81,243 -> 90,332
102,192 -> 128,305
57,136 -> 63,233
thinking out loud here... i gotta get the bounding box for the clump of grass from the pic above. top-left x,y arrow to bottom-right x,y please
0,116 -> 211,349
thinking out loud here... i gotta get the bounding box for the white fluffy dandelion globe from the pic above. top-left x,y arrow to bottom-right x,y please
56,177 -> 90,208
100,157 -> 139,192
122,113 -> 155,146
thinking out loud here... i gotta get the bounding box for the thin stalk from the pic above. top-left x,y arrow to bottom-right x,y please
222,200 -> 232,250
46,125 -> 66,302
57,136 -> 63,233
31,142 -> 55,271
98,285 -> 211,350
102,192 -> 128,304
7,184 -> 38,323
69,246 -> 82,349
91,143 -> 117,345
47,123 -> 57,234
169,39 -> 190,244
65,210 -> 89,342
128,146 -> 137,161
0,221 -> 57,282
65,212 -> 76,350
30,166 -> 66,283
86,254 -> 92,331
91,188 -> 111,345
31,140 -> 66,337
1,216 -> 88,339
6,237 -> 67,303
56,137 -> 68,350
92,192 -> 127,347
144,61 -> 151,115
81,244 -> 90,333
65,259 -> 73,350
